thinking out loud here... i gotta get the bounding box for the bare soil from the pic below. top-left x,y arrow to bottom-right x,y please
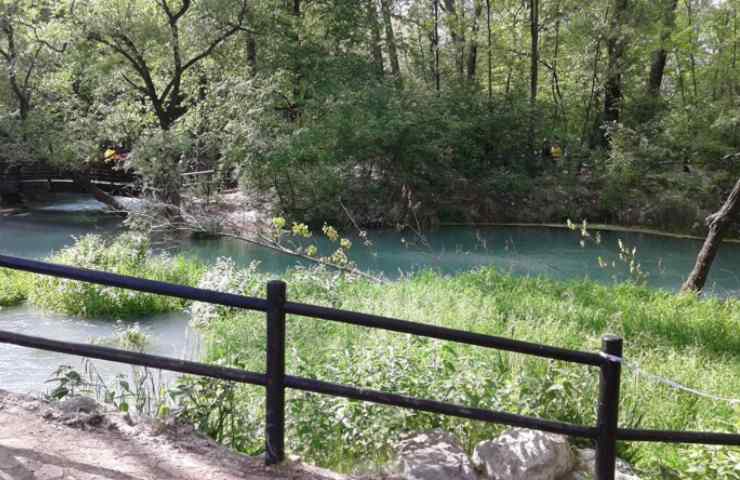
0,390 -> 348,480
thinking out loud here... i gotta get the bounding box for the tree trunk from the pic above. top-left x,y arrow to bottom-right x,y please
674,50 -> 688,108
528,0 -> 539,169
647,0 -> 678,97
486,0 -> 492,100
603,0 -> 629,146
443,0 -> 465,79
433,0 -> 441,91
686,0 -> 699,99
72,174 -> 128,213
246,33 -> 257,74
467,0 -> 483,81
380,0 -> 401,83
529,0 -> 539,107
367,0 -> 385,77
681,178 -> 740,293
582,41 -> 602,146
245,5 -> 257,76
0,20 -> 32,122
733,3 -> 738,147
550,1 -> 566,123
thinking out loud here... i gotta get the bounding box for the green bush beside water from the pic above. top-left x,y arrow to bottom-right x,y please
25,234 -> 204,318
0,268 -> 32,307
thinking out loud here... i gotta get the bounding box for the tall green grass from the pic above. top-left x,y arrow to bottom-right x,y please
27,234 -> 204,318
183,261 -> 740,479
0,268 -> 32,307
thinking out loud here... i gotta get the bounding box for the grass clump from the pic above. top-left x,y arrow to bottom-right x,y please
179,262 -> 740,479
28,234 -> 204,318
0,268 -> 32,307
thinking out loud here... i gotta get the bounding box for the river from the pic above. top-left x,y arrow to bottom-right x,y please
1,194 -> 739,394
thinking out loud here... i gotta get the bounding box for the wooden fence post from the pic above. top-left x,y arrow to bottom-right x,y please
595,335 -> 623,480
265,280 -> 287,465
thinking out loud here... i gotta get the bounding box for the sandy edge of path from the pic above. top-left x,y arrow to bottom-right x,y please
0,390 -> 351,480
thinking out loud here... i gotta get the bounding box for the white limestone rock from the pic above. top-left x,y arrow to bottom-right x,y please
471,429 -> 574,480
395,430 -> 478,480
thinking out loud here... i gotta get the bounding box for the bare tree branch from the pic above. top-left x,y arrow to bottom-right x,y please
121,73 -> 149,95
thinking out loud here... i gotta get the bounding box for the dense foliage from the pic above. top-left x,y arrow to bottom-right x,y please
0,0 -> 738,229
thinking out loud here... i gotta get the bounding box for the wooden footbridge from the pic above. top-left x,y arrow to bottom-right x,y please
0,161 -> 137,199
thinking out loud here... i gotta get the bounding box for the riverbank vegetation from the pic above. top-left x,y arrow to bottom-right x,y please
182,260 -> 740,478
8,235 -> 737,479
25,235 -> 203,317
0,268 -> 30,307
0,0 -> 738,234
0,235 -> 199,313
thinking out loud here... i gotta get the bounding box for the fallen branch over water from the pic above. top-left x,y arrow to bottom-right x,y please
218,231 -> 386,284
132,198 -> 386,284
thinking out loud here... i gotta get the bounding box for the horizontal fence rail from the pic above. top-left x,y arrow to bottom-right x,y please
0,255 -> 602,365
616,428 -> 740,446
285,302 -> 604,366
0,330 -> 267,386
0,328 -> 598,440
0,255 -> 269,312
1,254 -> 740,479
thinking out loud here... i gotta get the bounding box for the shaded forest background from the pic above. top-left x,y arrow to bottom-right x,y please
1,0 -> 739,231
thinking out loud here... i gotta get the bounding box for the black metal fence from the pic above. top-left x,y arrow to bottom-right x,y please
1,254 -> 739,480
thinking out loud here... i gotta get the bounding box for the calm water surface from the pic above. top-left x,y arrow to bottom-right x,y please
184,225 -> 740,297
1,194 -> 739,393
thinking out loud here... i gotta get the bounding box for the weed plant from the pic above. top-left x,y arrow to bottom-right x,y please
47,322 -> 174,417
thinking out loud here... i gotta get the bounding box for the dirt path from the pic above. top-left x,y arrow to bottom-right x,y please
0,390 -> 347,480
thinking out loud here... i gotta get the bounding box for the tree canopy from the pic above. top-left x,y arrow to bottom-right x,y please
1,0 -> 738,229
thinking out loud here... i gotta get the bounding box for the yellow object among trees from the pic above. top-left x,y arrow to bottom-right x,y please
550,144 -> 562,160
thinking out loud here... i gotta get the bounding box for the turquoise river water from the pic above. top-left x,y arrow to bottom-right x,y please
1,194 -> 739,393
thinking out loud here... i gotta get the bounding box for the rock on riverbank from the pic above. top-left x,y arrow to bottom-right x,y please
391,428 -> 641,480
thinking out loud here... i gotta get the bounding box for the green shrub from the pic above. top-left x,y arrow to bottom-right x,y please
0,268 -> 32,307
28,234 -> 204,318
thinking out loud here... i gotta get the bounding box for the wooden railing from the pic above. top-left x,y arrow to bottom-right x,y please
0,254 -> 738,479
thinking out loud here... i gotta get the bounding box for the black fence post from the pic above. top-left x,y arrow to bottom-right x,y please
265,280 -> 287,465
595,335 -> 623,480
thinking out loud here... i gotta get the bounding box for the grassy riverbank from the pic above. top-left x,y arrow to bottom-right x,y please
1,236 -> 738,478
186,259 -> 740,479
0,235 -> 203,317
